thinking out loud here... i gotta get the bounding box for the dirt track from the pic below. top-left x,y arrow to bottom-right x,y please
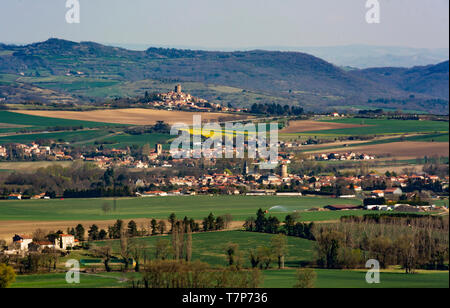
12,109 -> 252,126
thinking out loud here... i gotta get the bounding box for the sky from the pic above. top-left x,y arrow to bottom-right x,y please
0,0 -> 448,49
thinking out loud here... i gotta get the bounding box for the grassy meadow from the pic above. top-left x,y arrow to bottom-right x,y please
262,269 -> 449,288
94,231 -> 314,268
311,118 -> 449,136
11,269 -> 448,288
10,230 -> 449,288
0,111 -> 119,131
0,195 -> 364,222
85,132 -> 172,148
0,129 -> 112,144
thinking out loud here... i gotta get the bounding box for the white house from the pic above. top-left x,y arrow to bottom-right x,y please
8,194 -> 22,200
55,234 -> 76,250
12,235 -> 33,251
384,188 -> 403,198
141,191 -> 168,197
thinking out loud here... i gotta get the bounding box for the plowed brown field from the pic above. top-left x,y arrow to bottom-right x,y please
310,141 -> 449,160
12,109 -> 253,126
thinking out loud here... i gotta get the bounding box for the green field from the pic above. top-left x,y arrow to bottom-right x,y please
0,73 -> 18,84
263,269 -> 449,288
0,111 -> 119,130
16,75 -> 120,92
11,272 -> 134,288
0,161 -> 75,173
0,129 -> 112,144
95,231 -> 314,268
0,195 -> 363,222
87,132 -> 172,148
299,118 -> 449,136
11,269 -> 448,288
0,130 -> 171,147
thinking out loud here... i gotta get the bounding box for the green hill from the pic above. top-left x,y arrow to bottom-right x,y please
0,39 -> 448,113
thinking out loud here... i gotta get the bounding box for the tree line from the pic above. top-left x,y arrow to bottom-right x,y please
250,103 -> 304,116
244,209 -> 315,240
313,214 -> 449,272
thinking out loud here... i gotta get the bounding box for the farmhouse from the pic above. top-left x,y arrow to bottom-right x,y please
246,189 -> 276,196
384,187 -> 403,198
12,235 -> 33,251
8,194 -> 22,200
141,191 -> 168,197
276,192 -> 303,196
55,234 -> 76,250
371,190 -> 385,198
31,193 -> 47,200
0,146 -> 6,157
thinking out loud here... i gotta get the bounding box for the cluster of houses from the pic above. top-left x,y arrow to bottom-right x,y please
149,84 -> 220,112
131,164 -> 448,199
1,234 -> 78,256
323,203 -> 443,212
6,156 -> 448,201
313,152 -> 376,161
146,84 -> 247,113
0,143 -> 72,160
0,141 -> 171,169
83,155 -> 172,169
83,144 -> 171,169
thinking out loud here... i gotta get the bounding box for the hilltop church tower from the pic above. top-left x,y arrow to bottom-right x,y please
175,84 -> 182,94
281,164 -> 288,178
155,144 -> 163,156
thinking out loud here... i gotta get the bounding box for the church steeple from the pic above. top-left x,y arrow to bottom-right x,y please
243,161 -> 249,175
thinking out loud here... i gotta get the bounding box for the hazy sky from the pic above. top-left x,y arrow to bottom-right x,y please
0,0 -> 448,49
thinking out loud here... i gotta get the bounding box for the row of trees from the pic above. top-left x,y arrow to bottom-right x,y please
131,260 -> 262,288
225,234 -> 289,271
59,211 -> 232,246
244,209 -> 315,240
124,121 -> 170,135
63,187 -> 133,199
314,215 -> 449,272
201,213 -> 232,232
250,103 -> 304,116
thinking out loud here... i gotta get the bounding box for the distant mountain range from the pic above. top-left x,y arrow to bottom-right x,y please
287,45 -> 449,69
0,39 -> 448,114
